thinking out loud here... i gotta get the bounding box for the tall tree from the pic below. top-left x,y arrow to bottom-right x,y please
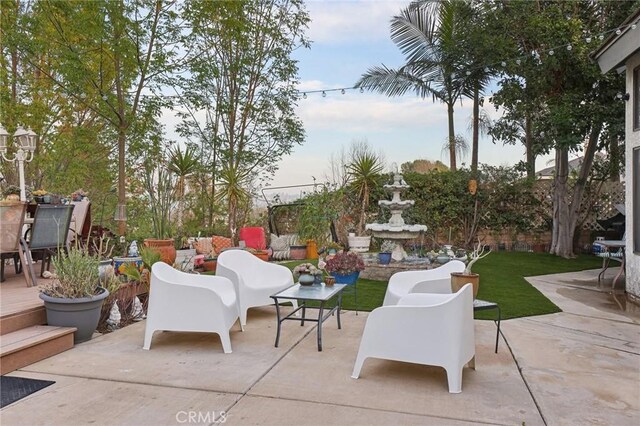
178,0 -> 309,242
15,0 -> 179,235
355,0 -> 470,171
488,0 -> 632,257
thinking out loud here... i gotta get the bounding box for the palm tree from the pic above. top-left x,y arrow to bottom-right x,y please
168,146 -> 199,231
355,0 -> 470,171
347,142 -> 385,235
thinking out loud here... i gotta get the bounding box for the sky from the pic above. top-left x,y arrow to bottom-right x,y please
266,0 -> 555,194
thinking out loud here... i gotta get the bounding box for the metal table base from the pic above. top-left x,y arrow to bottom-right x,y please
474,299 -> 501,353
271,284 -> 346,351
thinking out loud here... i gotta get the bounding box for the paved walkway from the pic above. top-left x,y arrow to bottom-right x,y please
1,268 -> 638,425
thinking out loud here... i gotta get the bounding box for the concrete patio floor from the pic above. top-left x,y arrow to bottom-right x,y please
1,267 -> 638,425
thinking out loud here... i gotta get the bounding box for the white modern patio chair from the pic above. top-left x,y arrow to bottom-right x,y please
352,283 -> 475,393
143,262 -> 239,353
216,249 -> 297,330
382,260 -> 465,306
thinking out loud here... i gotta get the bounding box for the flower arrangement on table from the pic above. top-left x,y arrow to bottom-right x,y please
292,262 -> 323,280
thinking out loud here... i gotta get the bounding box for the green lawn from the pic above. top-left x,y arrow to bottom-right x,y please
282,252 -> 603,320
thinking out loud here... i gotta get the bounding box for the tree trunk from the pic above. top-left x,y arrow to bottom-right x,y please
550,148 -> 572,257
116,127 -> 126,236
228,194 -> 237,245
447,102 -> 456,171
471,85 -> 479,176
550,122 -> 602,258
609,136 -> 620,182
525,113 -> 535,179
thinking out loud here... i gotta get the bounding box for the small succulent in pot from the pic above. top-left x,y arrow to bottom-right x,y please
380,240 -> 396,254
292,262 -> 322,280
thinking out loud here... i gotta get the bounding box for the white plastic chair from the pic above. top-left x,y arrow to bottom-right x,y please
143,262 -> 239,353
382,260 -> 466,306
352,284 -> 475,393
216,249 -> 298,330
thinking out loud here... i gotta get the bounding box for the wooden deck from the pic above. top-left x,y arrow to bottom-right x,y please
1,264 -> 45,319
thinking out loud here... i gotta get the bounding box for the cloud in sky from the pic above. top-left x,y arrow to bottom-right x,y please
305,0 -> 405,44
297,93 -> 446,133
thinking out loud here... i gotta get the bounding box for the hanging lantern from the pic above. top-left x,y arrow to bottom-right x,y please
468,179 -> 478,195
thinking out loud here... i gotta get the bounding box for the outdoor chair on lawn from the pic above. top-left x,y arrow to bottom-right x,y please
352,284 -> 475,393
0,202 -> 27,283
20,204 -> 74,286
382,260 -> 465,306
216,249 -> 298,330
143,262 -> 239,354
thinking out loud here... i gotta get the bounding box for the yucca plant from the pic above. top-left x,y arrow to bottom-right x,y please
40,247 -> 118,299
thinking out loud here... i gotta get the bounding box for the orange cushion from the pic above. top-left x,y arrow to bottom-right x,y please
212,235 -> 233,252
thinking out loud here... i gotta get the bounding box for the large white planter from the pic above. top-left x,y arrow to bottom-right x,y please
348,235 -> 371,253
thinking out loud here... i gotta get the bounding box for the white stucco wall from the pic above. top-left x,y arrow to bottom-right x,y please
625,54 -> 640,300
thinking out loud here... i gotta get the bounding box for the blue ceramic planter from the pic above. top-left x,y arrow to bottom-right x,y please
378,253 -> 392,265
330,271 -> 359,285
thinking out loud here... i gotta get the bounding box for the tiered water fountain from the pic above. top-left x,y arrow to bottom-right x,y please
366,170 -> 427,260
360,170 -> 429,280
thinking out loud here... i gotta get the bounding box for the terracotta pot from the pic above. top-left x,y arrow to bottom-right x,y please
203,259 -> 217,272
450,272 -> 479,299
253,251 -> 269,262
532,243 -> 546,253
144,238 -> 177,265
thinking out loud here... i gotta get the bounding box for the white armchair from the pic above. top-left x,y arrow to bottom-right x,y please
216,249 -> 298,330
143,262 -> 239,353
382,260 -> 465,306
352,284 -> 475,393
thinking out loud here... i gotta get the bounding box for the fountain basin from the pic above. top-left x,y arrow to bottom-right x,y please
360,254 -> 435,281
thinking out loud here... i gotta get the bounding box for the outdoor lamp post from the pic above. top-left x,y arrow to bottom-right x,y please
0,125 -> 37,202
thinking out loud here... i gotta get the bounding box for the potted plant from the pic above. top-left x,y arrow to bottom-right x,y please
450,240 -> 491,298
325,251 -> 365,285
142,161 -> 177,265
346,144 -> 384,253
378,240 -> 395,265
293,262 -> 323,286
39,247 -> 118,343
90,235 -> 115,283
1,184 -> 21,202
297,184 -> 341,259
32,189 -> 50,204
325,241 -> 343,255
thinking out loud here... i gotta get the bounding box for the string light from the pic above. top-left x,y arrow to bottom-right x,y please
298,21 -> 638,98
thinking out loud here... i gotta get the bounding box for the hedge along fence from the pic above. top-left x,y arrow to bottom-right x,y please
264,166 -> 623,251
374,166 -> 622,250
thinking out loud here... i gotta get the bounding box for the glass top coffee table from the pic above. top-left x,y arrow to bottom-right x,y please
270,283 -> 347,351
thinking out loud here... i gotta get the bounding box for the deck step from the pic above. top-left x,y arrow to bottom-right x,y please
0,306 -> 47,335
0,325 -> 76,375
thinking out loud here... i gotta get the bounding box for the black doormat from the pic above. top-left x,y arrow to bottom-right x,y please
1,376 -> 55,408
